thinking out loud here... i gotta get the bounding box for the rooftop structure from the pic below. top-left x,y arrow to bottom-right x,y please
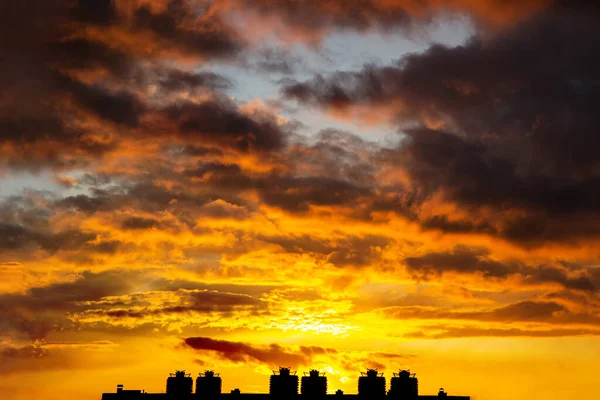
270,367 -> 299,398
358,369 -> 386,400
166,370 -> 193,396
301,370 -> 327,399
388,370 -> 418,399
102,368 -> 470,400
196,371 -> 222,399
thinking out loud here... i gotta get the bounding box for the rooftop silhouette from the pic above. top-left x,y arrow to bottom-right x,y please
102,368 -> 470,400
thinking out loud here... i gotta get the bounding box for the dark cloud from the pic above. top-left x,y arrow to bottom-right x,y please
257,233 -> 389,267
0,0 -> 245,168
0,269 -> 273,341
121,217 -> 161,230
522,265 -> 597,293
128,0 -> 243,59
0,115 -> 68,143
488,301 -> 566,321
404,247 -> 598,292
70,0 -> 116,24
0,196 -> 134,258
2,1 -> 600,388
57,194 -> 116,214
197,200 -> 249,221
324,236 -> 390,268
0,341 -> 118,377
0,223 -> 121,254
184,337 -> 335,367
50,38 -> 131,77
177,145 -> 225,158
225,0 -> 411,34
259,234 -> 338,255
0,271 -> 134,340
250,48 -> 302,75
181,158 -> 374,214
27,271 -> 132,307
405,247 -> 517,278
419,215 -> 496,236
184,162 -> 246,180
57,183 -> 208,218
147,279 -> 279,298
259,176 -> 372,212
405,326 -> 600,339
1,344 -> 49,359
164,100 -> 285,152
219,0 -> 555,41
157,69 -> 232,92
384,300 -> 600,326
286,129 -> 379,187
282,12 -> 600,246
89,289 -> 265,319
60,77 -> 145,127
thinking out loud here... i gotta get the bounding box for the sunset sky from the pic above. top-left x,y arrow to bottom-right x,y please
2,1 -> 600,399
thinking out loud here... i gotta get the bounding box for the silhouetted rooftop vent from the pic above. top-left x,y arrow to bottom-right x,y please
170,370 -> 192,378
273,367 -> 296,376
361,369 -> 383,378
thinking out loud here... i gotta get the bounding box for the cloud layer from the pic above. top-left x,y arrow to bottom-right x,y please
2,2 -> 600,400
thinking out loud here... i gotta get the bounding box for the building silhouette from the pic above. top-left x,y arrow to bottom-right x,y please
301,370 -> 327,399
114,384 -> 144,397
167,371 -> 193,396
388,370 -> 418,399
196,371 -> 222,399
102,368 -> 470,400
270,367 -> 299,397
357,369 -> 386,399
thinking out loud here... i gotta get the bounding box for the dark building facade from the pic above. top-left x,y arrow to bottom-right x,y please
301,370 -> 327,399
269,368 -> 299,397
196,371 -> 222,399
102,368 -> 469,400
388,370 -> 418,399
357,369 -> 386,400
166,371 -> 193,396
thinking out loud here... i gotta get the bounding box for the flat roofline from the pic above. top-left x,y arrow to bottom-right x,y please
102,393 -> 470,399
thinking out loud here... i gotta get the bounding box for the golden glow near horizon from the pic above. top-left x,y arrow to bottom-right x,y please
1,1 -> 600,400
